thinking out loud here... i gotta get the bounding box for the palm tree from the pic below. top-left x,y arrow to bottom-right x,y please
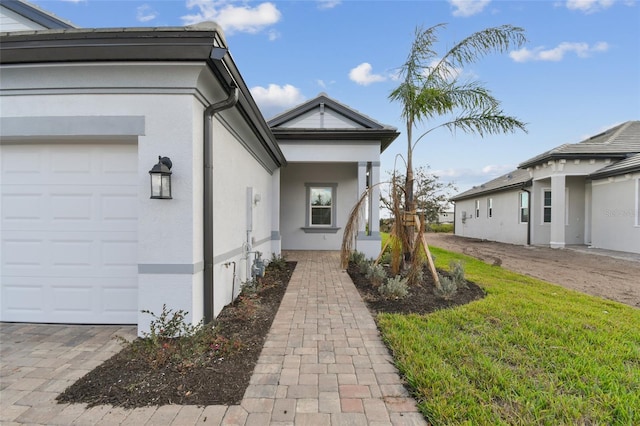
389,23 -> 528,264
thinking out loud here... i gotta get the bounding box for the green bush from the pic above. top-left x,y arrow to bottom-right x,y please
436,260 -> 466,298
379,275 -> 409,299
268,252 -> 288,272
366,263 -> 387,288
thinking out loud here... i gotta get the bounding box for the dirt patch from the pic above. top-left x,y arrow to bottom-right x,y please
347,263 -> 486,315
426,233 -> 640,308
56,262 -> 296,408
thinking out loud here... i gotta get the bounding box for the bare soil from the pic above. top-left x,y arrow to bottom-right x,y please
56,262 -> 296,408
425,233 -> 640,308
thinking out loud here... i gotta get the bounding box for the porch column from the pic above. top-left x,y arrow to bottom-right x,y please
550,174 -> 566,248
368,161 -> 381,237
357,161 -> 368,236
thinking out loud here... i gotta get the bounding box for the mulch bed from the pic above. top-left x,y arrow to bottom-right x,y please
56,261 -> 296,408
347,262 -> 486,315
56,257 -> 484,409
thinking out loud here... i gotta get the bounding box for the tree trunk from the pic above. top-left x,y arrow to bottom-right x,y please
404,122 -> 415,264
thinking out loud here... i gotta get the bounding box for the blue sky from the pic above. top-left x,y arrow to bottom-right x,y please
30,0 -> 640,194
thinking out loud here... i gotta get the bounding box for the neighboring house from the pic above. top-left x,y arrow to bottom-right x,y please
436,208 -> 455,224
1,0 -> 75,31
0,24 -> 287,334
269,94 -> 399,259
0,6 -> 400,333
451,121 -> 640,254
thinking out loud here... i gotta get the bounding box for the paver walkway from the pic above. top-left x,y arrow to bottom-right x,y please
1,251 -> 426,425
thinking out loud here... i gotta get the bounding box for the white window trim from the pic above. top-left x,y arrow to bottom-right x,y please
302,183 -> 340,233
519,191 -> 529,224
542,188 -> 552,224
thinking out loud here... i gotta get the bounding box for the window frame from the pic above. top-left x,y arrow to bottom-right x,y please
475,199 -> 480,218
519,191 -> 529,224
302,183 -> 340,233
487,198 -> 493,218
543,189 -> 552,224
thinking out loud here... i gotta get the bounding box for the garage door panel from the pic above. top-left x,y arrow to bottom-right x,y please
1,193 -> 44,222
1,143 -> 138,324
3,232 -> 136,277
2,277 -> 137,323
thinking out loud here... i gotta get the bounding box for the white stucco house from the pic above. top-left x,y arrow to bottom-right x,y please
0,4 -> 399,333
451,121 -> 640,254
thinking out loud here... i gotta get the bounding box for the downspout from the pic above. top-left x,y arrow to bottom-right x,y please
203,76 -> 239,323
523,187 -> 531,246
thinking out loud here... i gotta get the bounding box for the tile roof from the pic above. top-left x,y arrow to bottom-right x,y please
519,121 -> 640,168
589,153 -> 640,179
450,169 -> 532,201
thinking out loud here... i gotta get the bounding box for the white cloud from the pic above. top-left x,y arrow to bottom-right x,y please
565,0 -> 615,13
317,0 -> 341,9
60,0 -> 85,3
136,4 -> 158,23
434,164 -> 515,192
182,0 -> 281,35
267,29 -> 280,41
250,84 -> 305,111
509,41 -> 609,62
349,63 -> 387,86
448,0 -> 491,17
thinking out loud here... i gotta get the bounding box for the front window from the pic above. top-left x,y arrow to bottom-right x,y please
475,200 -> 480,218
487,198 -> 493,218
310,187 -> 332,226
304,183 -> 338,232
519,192 -> 529,223
543,189 -> 552,223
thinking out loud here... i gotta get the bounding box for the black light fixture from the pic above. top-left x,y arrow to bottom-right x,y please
149,156 -> 172,199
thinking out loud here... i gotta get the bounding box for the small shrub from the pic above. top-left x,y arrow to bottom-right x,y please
449,260 -> 467,289
366,263 -> 387,288
349,251 -> 366,264
379,275 -> 409,299
268,252 -> 288,272
379,251 -> 392,265
436,260 -> 467,298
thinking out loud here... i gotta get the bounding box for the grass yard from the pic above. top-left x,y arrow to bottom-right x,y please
377,245 -> 640,425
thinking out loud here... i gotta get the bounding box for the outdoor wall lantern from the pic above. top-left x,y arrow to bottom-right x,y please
149,156 -> 173,199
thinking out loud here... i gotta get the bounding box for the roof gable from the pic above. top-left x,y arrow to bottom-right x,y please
268,93 -> 400,152
268,93 -> 391,130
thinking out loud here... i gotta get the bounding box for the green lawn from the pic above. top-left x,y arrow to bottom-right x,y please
376,242 -> 640,425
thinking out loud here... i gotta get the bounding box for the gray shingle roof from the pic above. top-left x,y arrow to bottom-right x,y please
519,121 -> 640,168
450,169 -> 532,201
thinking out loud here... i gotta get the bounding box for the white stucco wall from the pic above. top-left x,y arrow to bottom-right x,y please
280,162 -> 357,250
590,174 -> 640,253
1,61 -> 279,333
454,190 -> 528,245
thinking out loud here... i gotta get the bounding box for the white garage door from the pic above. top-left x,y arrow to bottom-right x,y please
1,142 -> 138,324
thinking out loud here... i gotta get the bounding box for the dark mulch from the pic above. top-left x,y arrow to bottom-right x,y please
347,262 -> 486,315
56,261 -> 296,408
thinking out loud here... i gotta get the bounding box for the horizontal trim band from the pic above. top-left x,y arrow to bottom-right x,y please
138,261 -> 204,274
1,115 -> 145,138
